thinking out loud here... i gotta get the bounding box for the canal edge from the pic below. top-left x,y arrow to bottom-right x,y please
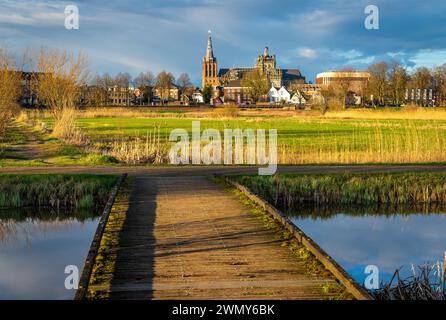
219,174 -> 374,301
75,173 -> 128,300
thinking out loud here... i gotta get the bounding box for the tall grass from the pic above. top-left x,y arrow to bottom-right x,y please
372,261 -> 446,300
0,174 -> 117,208
108,126 -> 168,164
279,120 -> 446,164
234,173 -> 446,211
52,108 -> 89,145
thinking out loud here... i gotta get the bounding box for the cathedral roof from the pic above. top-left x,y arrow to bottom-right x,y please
281,69 -> 304,82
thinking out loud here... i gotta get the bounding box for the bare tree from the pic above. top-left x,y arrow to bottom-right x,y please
87,74 -> 107,107
114,72 -> 132,88
35,49 -> 88,119
155,70 -> 175,104
240,69 -> 269,103
331,68 -> 355,108
134,71 -> 154,89
408,67 -> 433,105
35,49 -> 88,143
102,72 -> 114,88
433,64 -> 446,106
387,62 -> 408,104
0,48 -> 21,135
177,73 -> 192,90
410,67 -> 433,90
367,62 -> 388,105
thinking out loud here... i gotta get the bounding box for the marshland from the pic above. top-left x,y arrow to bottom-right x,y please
3,107 -> 446,167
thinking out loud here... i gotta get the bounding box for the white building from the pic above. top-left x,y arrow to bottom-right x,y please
268,86 -> 291,103
192,91 -> 204,103
290,91 -> 306,105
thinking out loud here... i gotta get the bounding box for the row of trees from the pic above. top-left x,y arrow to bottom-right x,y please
366,62 -> 446,106
90,71 -> 192,91
88,71 -> 193,106
320,62 -> 446,108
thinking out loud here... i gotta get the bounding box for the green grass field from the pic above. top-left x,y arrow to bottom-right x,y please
5,108 -> 446,165
70,116 -> 446,164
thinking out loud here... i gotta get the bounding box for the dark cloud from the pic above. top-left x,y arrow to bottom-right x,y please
0,0 -> 445,84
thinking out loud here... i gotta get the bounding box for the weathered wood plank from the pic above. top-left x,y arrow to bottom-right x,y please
86,176 -> 350,300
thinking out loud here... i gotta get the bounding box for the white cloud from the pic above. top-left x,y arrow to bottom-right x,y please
0,13 -> 35,25
333,49 -> 363,60
0,0 -> 66,26
297,47 -> 318,59
409,49 -> 446,69
287,10 -> 343,37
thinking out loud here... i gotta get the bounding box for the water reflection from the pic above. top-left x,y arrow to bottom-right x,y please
288,205 -> 446,286
0,207 -> 100,299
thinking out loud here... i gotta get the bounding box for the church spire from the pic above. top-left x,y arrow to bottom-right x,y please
205,30 -> 215,61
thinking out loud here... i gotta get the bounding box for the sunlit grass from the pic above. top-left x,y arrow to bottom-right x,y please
29,108 -> 446,165
234,173 -> 446,211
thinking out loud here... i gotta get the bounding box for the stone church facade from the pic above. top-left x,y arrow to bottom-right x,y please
202,33 -> 305,90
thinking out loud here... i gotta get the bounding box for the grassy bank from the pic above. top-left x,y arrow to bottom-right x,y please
233,173 -> 446,211
0,174 -> 117,208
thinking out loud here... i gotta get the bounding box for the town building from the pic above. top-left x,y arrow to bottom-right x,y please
316,71 -> 370,95
107,85 -> 134,106
153,83 -> 180,103
19,72 -> 42,107
268,86 -> 291,103
191,89 -> 204,103
223,80 -> 250,104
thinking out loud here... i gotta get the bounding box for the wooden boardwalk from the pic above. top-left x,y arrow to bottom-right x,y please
86,176 -> 345,300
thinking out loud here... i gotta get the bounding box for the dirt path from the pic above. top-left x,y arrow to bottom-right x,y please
3,121 -> 59,162
1,164 -> 446,175
88,176 -> 343,300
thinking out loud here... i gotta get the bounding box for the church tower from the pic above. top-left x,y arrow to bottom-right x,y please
202,31 -> 219,88
256,46 -> 276,73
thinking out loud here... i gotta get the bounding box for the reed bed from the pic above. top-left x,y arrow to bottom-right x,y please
0,174 -> 117,208
234,173 -> 446,211
279,120 -> 446,164
106,126 -> 169,164
372,261 -> 446,300
325,107 -> 446,121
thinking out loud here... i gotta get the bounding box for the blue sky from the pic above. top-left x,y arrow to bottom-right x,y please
1,0 -> 445,85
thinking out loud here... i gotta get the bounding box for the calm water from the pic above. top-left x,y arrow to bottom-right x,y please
0,208 -> 99,299
288,206 -> 446,286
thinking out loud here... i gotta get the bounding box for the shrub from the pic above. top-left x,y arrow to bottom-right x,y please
213,104 -> 240,118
